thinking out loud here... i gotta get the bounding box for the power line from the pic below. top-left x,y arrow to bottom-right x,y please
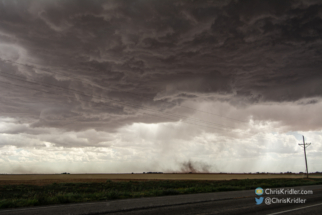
298,135 -> 311,179
0,75 -> 234,133
97,89 -> 249,123
0,70 -> 238,130
0,80 -> 56,95
1,58 -> 248,123
0,80 -> 230,133
178,106 -> 248,123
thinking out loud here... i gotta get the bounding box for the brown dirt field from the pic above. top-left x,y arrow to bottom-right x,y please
0,174 -> 321,186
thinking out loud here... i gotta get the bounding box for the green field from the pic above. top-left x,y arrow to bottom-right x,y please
0,178 -> 322,209
1,173 -> 321,185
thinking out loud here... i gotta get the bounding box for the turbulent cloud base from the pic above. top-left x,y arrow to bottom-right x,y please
0,0 -> 321,173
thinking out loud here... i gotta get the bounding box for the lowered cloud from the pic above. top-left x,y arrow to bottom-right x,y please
0,0 -> 321,173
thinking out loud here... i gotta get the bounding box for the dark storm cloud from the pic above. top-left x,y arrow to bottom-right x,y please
0,0 -> 322,133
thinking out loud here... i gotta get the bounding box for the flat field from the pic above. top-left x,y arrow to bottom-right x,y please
0,177 -> 322,209
0,173 -> 321,186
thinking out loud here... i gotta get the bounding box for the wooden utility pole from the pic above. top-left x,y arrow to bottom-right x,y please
298,136 -> 311,178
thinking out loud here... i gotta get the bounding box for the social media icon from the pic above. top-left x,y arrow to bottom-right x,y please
255,187 -> 263,195
255,197 -> 264,205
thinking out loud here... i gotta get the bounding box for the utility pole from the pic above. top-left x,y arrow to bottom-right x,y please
298,136 -> 311,178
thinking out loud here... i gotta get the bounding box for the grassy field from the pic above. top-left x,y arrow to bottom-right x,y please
1,173 -> 321,186
0,177 -> 322,209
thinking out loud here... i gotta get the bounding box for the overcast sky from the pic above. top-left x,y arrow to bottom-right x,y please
0,0 -> 321,174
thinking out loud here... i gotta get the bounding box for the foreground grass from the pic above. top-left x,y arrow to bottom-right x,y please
0,178 -> 322,209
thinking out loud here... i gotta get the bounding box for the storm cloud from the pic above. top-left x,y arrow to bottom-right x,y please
0,0 -> 321,173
